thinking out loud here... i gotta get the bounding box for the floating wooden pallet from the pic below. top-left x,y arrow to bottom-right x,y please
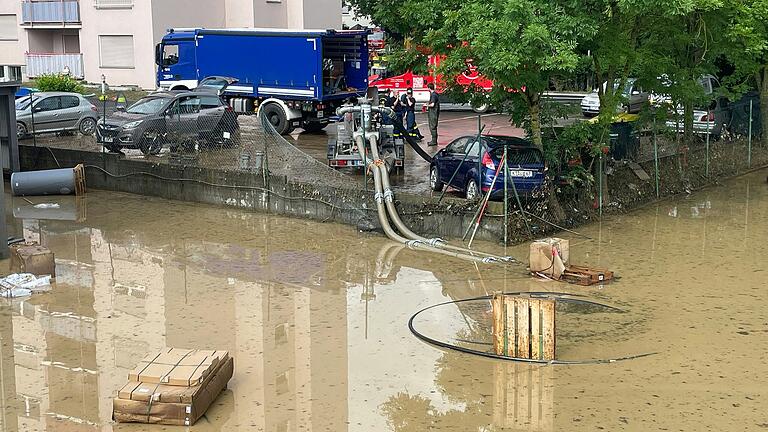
562,265 -> 614,286
492,294 -> 556,361
73,164 -> 86,196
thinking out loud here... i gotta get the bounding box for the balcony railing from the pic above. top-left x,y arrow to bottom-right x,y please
26,53 -> 84,78
94,0 -> 133,8
21,0 -> 81,25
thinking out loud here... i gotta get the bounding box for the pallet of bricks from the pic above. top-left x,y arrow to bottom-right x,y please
113,348 -> 233,426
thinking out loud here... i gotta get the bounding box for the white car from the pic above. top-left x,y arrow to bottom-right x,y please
581,79 -> 646,117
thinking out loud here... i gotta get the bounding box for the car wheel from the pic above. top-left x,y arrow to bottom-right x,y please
262,103 -> 293,135
465,178 -> 480,200
79,117 -> 97,136
16,122 -> 27,139
139,129 -> 164,156
430,166 -> 444,192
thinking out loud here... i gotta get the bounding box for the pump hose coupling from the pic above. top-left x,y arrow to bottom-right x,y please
481,257 -> 499,264
374,192 -> 384,203
428,238 -> 445,246
383,189 -> 394,202
406,240 -> 423,249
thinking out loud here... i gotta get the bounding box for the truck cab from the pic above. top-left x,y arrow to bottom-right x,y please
155,28 -> 369,135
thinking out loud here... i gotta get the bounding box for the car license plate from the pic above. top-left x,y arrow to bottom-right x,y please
509,170 -> 533,178
102,137 -> 114,143
317,111 -> 324,118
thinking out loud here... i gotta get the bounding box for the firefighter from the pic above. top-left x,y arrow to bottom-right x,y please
393,90 -> 406,136
426,83 -> 440,146
404,87 -> 422,140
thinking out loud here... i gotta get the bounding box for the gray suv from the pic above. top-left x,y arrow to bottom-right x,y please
16,92 -> 99,139
97,78 -> 240,155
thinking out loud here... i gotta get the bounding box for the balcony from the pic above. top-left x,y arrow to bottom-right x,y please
21,1 -> 81,27
93,0 -> 133,8
25,53 -> 84,78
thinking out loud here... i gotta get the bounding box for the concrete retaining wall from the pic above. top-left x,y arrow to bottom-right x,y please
18,146 -> 507,242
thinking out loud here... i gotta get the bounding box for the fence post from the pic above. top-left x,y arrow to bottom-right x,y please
653,116 -> 659,199
503,146 -> 508,246
598,152 -> 603,217
748,99 -> 753,168
705,110 -> 710,177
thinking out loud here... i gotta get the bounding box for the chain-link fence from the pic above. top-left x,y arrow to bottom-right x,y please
23,88 -> 767,246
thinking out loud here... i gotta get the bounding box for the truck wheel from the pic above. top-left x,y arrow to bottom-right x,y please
303,122 -> 327,133
262,104 -> 292,135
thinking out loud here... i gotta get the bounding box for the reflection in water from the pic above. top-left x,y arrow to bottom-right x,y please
0,168 -> 765,431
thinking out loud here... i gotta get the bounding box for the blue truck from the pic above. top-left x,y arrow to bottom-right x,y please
155,28 -> 369,134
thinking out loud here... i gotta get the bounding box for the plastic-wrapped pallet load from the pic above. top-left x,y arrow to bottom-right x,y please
113,348 -> 233,426
529,238 -> 570,279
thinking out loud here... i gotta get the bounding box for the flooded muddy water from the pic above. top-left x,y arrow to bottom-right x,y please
0,169 -> 766,431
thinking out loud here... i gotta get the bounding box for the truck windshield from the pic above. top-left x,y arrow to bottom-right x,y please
126,97 -> 168,114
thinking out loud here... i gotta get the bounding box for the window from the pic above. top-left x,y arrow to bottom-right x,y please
446,137 -> 469,154
466,140 -> 481,157
0,15 -> 17,40
0,67 -> 4,79
200,96 -> 222,110
94,0 -> 134,9
9,66 -> 21,81
162,44 -> 179,66
99,35 -> 134,68
61,96 -> 80,109
127,97 -> 168,114
178,97 -> 200,114
35,97 -> 61,112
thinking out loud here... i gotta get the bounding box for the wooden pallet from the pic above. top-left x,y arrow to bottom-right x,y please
73,164 -> 86,196
492,294 -> 556,360
562,265 -> 614,286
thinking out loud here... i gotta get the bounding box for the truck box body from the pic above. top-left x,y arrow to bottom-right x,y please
157,28 -> 369,133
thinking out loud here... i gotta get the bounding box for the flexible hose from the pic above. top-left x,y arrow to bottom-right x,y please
356,135 -> 491,263
408,292 -> 657,365
369,135 -> 516,262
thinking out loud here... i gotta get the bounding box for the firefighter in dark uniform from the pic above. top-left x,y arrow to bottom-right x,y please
404,87 -> 422,140
393,90 -> 405,136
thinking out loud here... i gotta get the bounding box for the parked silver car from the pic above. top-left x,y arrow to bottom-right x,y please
581,78 -> 647,117
15,92 -> 99,139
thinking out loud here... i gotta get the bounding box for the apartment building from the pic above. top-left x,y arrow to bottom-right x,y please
0,0 -> 342,88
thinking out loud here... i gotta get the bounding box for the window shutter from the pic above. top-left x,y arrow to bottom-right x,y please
99,35 -> 134,68
0,15 -> 18,40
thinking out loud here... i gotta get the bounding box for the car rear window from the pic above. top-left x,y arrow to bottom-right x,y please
491,147 -> 543,165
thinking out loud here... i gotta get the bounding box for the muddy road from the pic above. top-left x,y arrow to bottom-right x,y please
0,168 -> 766,431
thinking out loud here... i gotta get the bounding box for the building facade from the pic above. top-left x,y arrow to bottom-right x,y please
0,0 -> 342,89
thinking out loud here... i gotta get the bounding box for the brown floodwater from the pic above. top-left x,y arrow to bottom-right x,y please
0,169 -> 766,431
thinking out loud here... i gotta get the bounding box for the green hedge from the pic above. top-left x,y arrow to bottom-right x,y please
34,74 -> 85,94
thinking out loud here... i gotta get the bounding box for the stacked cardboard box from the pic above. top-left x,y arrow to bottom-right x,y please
113,348 -> 233,426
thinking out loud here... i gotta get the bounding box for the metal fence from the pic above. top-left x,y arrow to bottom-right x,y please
21,0 -> 80,24
32,92 -> 767,245
25,53 -> 84,78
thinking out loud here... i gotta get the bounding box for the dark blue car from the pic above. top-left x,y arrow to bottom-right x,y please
430,135 -> 546,200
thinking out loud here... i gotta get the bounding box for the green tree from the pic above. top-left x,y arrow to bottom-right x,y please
725,0 -> 768,144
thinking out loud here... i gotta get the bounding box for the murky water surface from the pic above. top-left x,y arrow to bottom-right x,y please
0,170 -> 766,431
